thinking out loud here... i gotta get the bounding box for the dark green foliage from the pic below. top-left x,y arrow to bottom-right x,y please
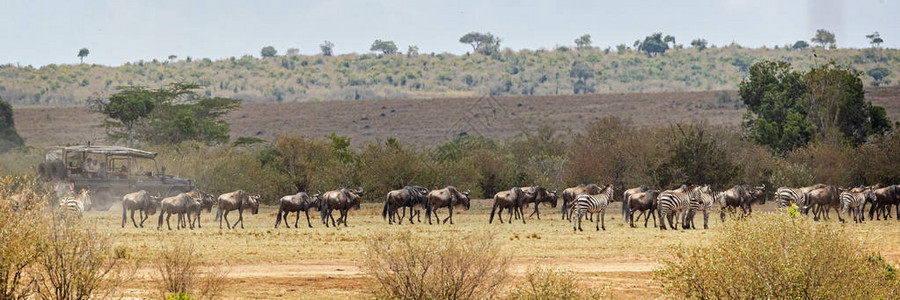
805,61 -> 879,146
260,46 -> 277,58
655,123 -> 739,188
370,40 -> 398,55
740,61 -> 813,153
77,48 -> 89,64
637,33 -> 669,57
96,83 -> 240,146
0,97 -> 24,153
867,67 -> 891,86
320,41 -> 334,56
690,39 -> 707,51
792,40 -> 809,50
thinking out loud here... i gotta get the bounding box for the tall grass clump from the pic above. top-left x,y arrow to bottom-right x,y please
655,213 -> 900,299
363,231 -> 509,300
155,239 -> 228,300
505,266 -> 608,300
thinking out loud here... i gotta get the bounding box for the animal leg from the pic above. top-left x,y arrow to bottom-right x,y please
166,213 -> 173,230
232,209 -> 243,229
305,211 -> 313,228
223,211 -> 232,229
600,209 -> 606,231
131,210 -> 139,228
294,211 -> 300,228
703,210 -> 709,229
140,210 -> 148,228
444,206 -> 453,224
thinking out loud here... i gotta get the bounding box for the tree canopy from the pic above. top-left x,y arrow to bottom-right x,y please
636,33 -> 670,57
574,34 -> 592,50
459,32 -> 501,56
866,32 -> 884,47
0,96 -> 24,153
77,48 -> 90,64
740,60 -> 891,153
867,67 -> 891,86
93,82 -> 241,146
260,46 -> 277,58
370,40 -> 398,55
320,41 -> 334,56
811,29 -> 836,48
690,39 -> 707,51
792,40 -> 810,50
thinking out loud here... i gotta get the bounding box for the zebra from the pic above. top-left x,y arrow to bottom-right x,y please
775,187 -> 809,210
840,189 -> 871,223
658,185 -> 706,230
59,189 -> 91,218
571,184 -> 614,231
686,186 -> 715,229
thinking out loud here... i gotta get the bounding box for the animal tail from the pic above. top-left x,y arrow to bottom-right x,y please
157,206 -> 164,228
561,196 -> 568,216
319,200 -> 328,223
275,202 -> 284,228
425,198 -> 433,221
489,202 -> 497,224
623,196 -> 631,223
121,202 -> 127,226
382,196 -> 389,220
215,204 -> 222,221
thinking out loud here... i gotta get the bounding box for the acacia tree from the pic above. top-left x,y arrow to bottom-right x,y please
811,29 -> 836,48
93,83 -> 241,146
260,46 -> 277,58
320,41 -> 334,56
77,48 -> 89,64
574,34 -> 592,50
92,87 -> 156,147
459,32 -> 501,56
636,33 -> 669,57
866,32 -> 883,48
370,40 -> 398,55
690,39 -> 707,51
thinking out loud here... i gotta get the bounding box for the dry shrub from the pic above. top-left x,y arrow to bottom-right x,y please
506,266 -> 608,300
36,218 -> 129,300
363,231 -> 509,300
155,239 -> 229,300
0,197 -> 46,298
656,213 -> 900,299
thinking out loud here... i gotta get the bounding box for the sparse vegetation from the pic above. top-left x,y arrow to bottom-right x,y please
656,213 -> 900,299
155,239 -> 228,299
506,266 -> 608,300
362,231 -> 509,300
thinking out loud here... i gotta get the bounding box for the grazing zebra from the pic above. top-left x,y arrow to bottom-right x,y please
59,189 -> 91,218
776,187 -> 808,210
658,185 -> 707,230
571,184 -> 614,231
686,186 -> 715,229
840,189 -> 872,223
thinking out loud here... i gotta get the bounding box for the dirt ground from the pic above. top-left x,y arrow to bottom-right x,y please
89,199 -> 900,299
13,86 -> 900,148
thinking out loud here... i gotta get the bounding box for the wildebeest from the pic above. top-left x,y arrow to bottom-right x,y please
275,192 -> 321,228
869,184 -> 899,220
623,187 -> 659,228
518,186 -> 558,220
489,187 -> 528,224
805,185 -> 841,221
718,184 -> 766,221
216,190 -> 261,229
562,184 -> 602,220
425,186 -> 470,225
320,187 -> 364,227
184,190 -> 215,228
382,186 -> 429,224
121,190 -> 160,228
158,193 -> 199,230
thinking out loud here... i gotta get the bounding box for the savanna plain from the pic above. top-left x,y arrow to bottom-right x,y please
88,200 -> 900,299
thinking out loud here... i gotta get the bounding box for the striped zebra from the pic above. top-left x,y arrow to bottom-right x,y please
775,187 -> 808,210
840,189 -> 871,223
658,185 -> 706,230
686,186 -> 715,229
59,189 -> 91,218
571,184 -> 614,231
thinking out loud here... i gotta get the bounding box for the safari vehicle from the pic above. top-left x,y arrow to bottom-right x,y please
39,145 -> 193,211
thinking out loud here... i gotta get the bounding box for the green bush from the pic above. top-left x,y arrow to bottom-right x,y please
655,213 -> 900,299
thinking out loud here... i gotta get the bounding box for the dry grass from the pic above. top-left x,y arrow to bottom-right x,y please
73,198 -> 900,299
154,238 -> 229,299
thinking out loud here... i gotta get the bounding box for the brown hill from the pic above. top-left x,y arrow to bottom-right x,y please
13,86 -> 900,148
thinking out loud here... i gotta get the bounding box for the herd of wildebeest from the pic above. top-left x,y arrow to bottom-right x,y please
51,181 -> 900,232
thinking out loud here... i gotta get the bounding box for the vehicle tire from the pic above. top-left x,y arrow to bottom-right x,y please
52,160 -> 67,180
38,162 -> 49,180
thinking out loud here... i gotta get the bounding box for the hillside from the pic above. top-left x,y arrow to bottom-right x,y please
13,86 -> 900,148
1,46 -> 897,107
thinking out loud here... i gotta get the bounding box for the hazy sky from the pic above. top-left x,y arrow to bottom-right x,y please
1,0 -> 897,67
